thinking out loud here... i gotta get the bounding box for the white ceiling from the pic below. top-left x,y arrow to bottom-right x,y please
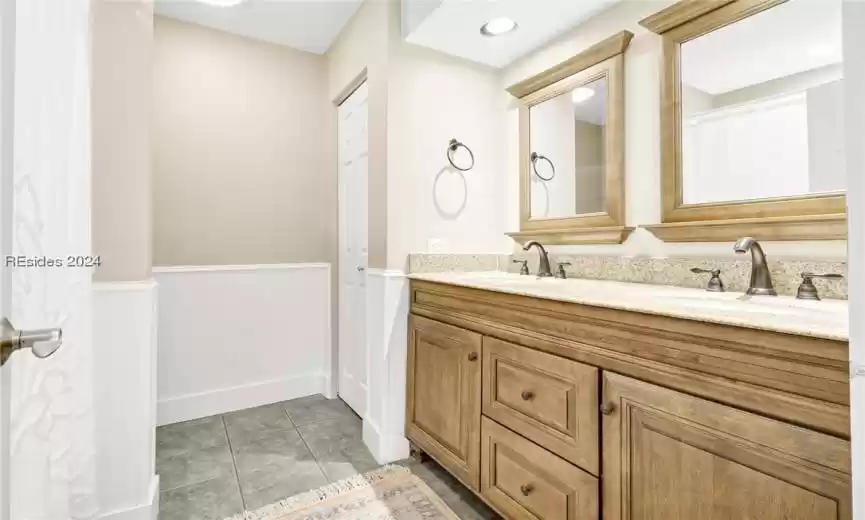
404,0 -> 622,68
153,0 -> 363,54
681,0 -> 842,95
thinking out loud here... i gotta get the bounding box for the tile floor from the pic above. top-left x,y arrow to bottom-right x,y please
156,394 -> 499,520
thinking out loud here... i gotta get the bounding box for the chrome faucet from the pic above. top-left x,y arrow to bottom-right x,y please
733,237 -> 776,296
523,241 -> 553,277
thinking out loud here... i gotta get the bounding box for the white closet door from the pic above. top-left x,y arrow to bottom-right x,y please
337,82 -> 368,417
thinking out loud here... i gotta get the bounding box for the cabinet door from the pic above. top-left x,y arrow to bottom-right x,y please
602,373 -> 851,520
406,315 -> 482,489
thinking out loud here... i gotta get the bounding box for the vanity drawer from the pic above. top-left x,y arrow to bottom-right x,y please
482,337 -> 599,475
481,417 -> 598,520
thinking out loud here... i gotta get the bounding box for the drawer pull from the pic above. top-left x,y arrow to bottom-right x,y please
600,402 -> 616,415
467,352 -> 478,361
520,483 -> 535,496
520,390 -> 535,401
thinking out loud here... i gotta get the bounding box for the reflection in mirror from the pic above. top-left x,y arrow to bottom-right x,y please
530,76 -> 607,219
680,0 -> 844,206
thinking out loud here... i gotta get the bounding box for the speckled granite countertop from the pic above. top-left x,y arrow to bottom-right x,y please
408,271 -> 849,341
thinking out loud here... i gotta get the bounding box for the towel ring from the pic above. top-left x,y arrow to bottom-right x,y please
531,152 -> 555,181
447,138 -> 475,172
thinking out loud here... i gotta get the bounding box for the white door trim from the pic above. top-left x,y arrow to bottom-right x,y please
0,0 -> 14,515
844,3 -> 865,517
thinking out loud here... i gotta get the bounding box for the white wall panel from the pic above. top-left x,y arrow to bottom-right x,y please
154,264 -> 331,425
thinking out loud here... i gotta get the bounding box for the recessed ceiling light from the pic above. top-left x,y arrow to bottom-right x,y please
480,18 -> 518,37
195,0 -> 247,7
572,87 -> 596,104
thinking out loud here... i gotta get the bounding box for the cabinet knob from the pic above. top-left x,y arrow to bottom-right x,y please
521,390 -> 535,401
520,483 -> 534,496
600,402 -> 616,415
467,352 -> 478,361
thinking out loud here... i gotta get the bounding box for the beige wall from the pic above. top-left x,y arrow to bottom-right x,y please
152,16 -> 332,266
327,0 -> 513,271
327,0 -> 397,269
386,43 -> 510,270
502,0 -> 846,259
530,92 -> 577,219
573,120 -> 605,214
91,0 -> 153,281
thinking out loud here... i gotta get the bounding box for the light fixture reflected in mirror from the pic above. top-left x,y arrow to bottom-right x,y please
480,18 -> 518,37
571,87 -> 596,104
196,0 -> 247,6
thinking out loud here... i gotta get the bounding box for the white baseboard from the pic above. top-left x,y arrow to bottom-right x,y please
322,373 -> 337,399
363,418 -> 410,465
155,263 -> 332,425
158,373 -> 326,426
98,475 -> 159,520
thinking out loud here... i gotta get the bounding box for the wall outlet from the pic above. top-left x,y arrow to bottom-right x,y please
427,238 -> 447,253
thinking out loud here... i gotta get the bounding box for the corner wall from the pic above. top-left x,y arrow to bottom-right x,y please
327,0 -> 512,462
326,0 -> 405,462
327,0 -> 393,270
151,17 -> 335,422
90,1 -> 158,518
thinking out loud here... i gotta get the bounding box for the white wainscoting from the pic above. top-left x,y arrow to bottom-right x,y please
154,264 -> 332,425
93,280 -> 160,520
363,269 -> 411,464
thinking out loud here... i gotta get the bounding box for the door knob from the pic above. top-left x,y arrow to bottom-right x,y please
0,317 -> 63,366
356,266 -> 365,271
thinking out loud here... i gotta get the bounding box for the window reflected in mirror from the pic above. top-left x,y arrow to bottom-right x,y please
529,76 -> 607,219
680,0 -> 844,206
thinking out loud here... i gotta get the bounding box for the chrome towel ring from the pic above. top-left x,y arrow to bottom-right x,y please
531,152 -> 555,181
447,138 -> 475,171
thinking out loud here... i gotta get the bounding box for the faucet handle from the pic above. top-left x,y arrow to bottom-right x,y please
512,259 -> 529,276
690,267 -> 725,292
797,272 -> 843,301
555,261 -> 571,279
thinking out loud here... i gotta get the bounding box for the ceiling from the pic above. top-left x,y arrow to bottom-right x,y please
152,0 -> 363,54
403,0 -> 622,68
572,77 -> 607,126
681,0 -> 842,95
153,0 -> 623,67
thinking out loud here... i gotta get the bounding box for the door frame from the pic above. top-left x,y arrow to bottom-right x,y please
843,3 -> 865,517
334,68 -> 369,415
0,0 -> 16,515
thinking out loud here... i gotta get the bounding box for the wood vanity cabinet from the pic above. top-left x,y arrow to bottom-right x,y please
406,314 -> 482,489
406,280 -> 852,520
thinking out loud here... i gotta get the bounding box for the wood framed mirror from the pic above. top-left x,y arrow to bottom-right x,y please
506,31 -> 634,245
640,0 -> 847,242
